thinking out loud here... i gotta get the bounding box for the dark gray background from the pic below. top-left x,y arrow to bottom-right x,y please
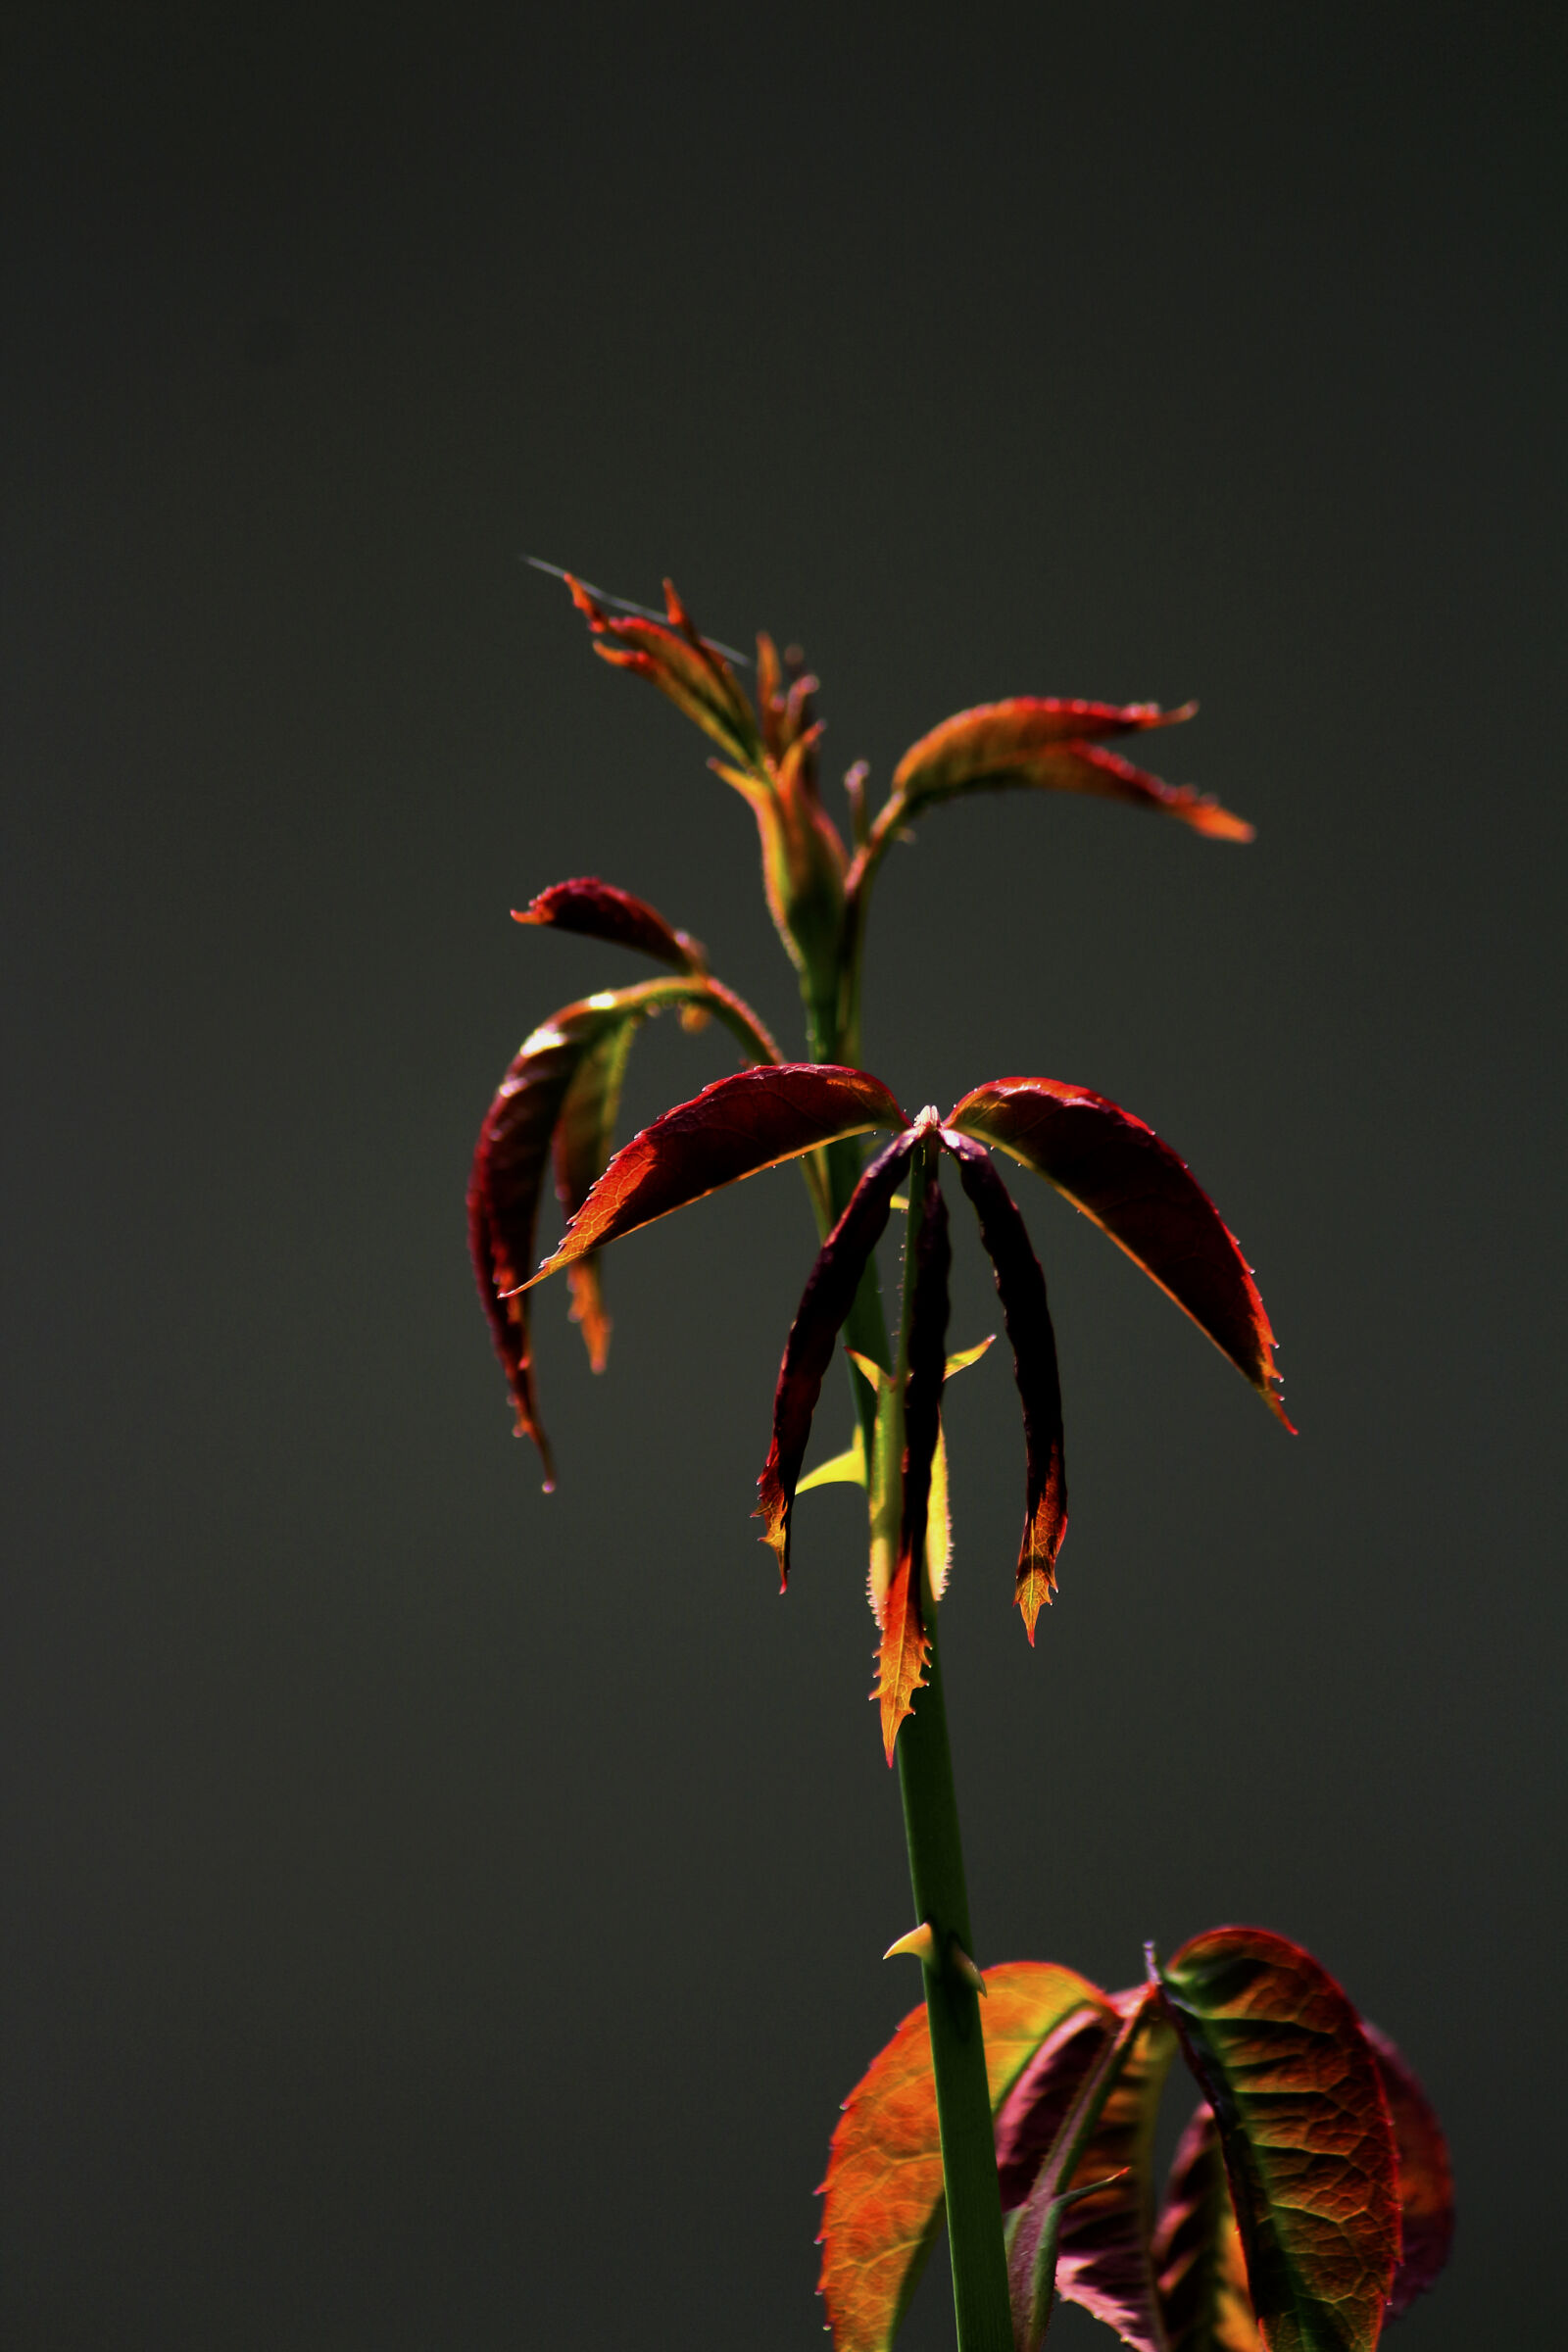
4,6 -> 1562,2346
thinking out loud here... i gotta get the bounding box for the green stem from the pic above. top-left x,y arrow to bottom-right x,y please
894,1146 -> 1011,2352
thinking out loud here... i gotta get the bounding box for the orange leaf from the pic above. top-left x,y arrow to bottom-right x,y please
872,1548 -> 930,1766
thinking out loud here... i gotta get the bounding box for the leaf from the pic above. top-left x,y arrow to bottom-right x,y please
512,876 -> 707,973
1000,1989 -> 1174,2352
1359,2026 -> 1454,2322
1153,2104 -> 1263,2352
467,998 -> 630,1482
817,1963 -> 1106,2352
755,1133 -> 917,1586
948,1079 -> 1292,1428
947,1138 -> 1068,1639
523,1064 -> 907,1287
565,572 -> 764,769
551,1013 -> 640,1372
874,1167 -> 951,1762
1155,1928 -> 1400,2352
890,699 -> 1251,841
925,1424 -> 952,1603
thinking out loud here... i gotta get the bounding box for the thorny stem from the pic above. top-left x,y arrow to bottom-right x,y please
890,1141 -> 1012,2352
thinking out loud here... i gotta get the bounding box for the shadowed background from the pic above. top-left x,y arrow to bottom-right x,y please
4,6 -> 1562,2346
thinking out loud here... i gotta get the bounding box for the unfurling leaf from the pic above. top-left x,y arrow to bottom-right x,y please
1155,1928 -> 1399,2352
1153,2104 -> 1263,2352
947,1138 -> 1067,1638
756,1133 -> 916,1586
512,876 -> 707,973
1359,2026 -> 1454,2322
949,1079 -> 1291,1428
890,698 -> 1251,841
565,573 -> 763,768
817,1964 -> 1105,2352
524,1064 -> 906,1287
873,1167 -> 951,1762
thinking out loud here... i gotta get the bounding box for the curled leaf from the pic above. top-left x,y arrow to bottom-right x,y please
551,1013 -> 640,1372
1155,1928 -> 1399,2352
512,876 -> 706,973
949,1079 -> 1291,1428
565,572 -> 763,768
891,698 -> 1250,841
947,1137 -> 1067,1638
816,1963 -> 1105,2352
524,1064 -> 906,1288
755,1133 -> 917,1587
1359,2025 -> 1454,2322
1153,2104 -> 1263,2352
873,1167 -> 951,1762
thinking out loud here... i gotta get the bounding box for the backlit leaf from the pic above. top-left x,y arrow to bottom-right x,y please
817,1963 -> 1105,2352
1153,2104 -> 1263,2352
566,573 -> 763,768
1155,1929 -> 1399,2352
524,1064 -> 907,1286
551,1013 -> 640,1372
756,1133 -> 916,1586
890,699 -> 1251,841
1359,2026 -> 1454,2322
949,1080 -> 1291,1428
1052,1994 -> 1178,2348
874,1167 -> 950,1762
947,1137 -> 1067,1638
512,876 -> 706,973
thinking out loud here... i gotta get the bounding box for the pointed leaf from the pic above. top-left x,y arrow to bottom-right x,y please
512,876 -> 706,973
949,1079 -> 1291,1427
925,1423 -> 952,1602
524,1064 -> 906,1286
890,699 -> 1250,841
1359,2026 -> 1454,2322
817,1963 -> 1106,2352
1156,1928 -> 1399,2352
947,1137 -> 1068,1638
874,1167 -> 951,1761
1153,2104 -> 1263,2352
755,1133 -> 917,1584
865,1372 -> 901,1625
566,572 -> 764,768
796,1427 -> 868,1494
551,1013 -> 640,1372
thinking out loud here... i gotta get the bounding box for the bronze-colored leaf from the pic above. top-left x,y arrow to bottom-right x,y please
566,572 -> 763,768
1153,2103 -> 1263,2352
512,876 -> 706,973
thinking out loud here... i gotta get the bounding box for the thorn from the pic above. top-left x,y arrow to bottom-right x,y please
884,1922 -> 939,1966
953,1942 -> 987,1995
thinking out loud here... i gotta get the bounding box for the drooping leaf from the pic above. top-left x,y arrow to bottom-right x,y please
467,998 -> 631,1482
1153,2104 -> 1263,2352
1359,2026 -> 1454,2322
874,1166 -> 951,1762
755,1133 -> 917,1586
1155,1929 -> 1400,2352
566,572 -> 764,769
947,1137 -> 1068,1638
551,1013 -> 640,1372
949,1080 -> 1291,1428
890,699 -> 1251,841
817,1963 -> 1106,2352
512,876 -> 707,973
523,1064 -> 907,1288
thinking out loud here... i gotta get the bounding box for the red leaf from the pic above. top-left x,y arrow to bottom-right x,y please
526,1064 -> 906,1286
946,1137 -> 1067,1638
512,876 -> 706,973
890,698 -> 1251,841
1156,1928 -> 1399,2352
948,1079 -> 1291,1428
1153,2103 -> 1263,2351
566,572 -> 763,769
872,1550 -> 931,1771
1051,1991 -> 1179,2348
551,1014 -> 640,1373
468,1001 -> 624,1482
756,1132 -> 916,1587
816,1962 -> 1106,2352
1359,2025 -> 1454,2322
